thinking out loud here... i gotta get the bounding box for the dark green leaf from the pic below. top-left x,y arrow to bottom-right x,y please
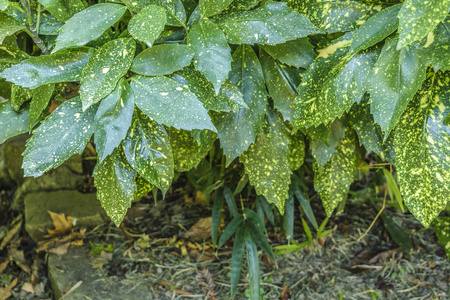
433,216 -> 450,258
379,209 -> 412,255
0,100 -> 29,144
200,0 -> 233,17
218,214 -> 243,248
261,38 -> 316,69
211,187 -> 224,247
291,175 -> 317,230
29,83 -> 54,130
257,195 -> 274,226
22,97 -> 97,177
53,3 -> 127,52
245,231 -> 260,300
38,0 -> 84,22
423,16 -> 450,72
288,130 -> 305,171
131,44 -> 194,76
80,38 -> 135,110
0,12 -> 25,43
230,224 -> 245,299
134,174 -> 154,199
11,85 -> 31,111
224,185 -> 239,217
283,191 -> 294,242
0,45 -> 29,73
1,47 -> 94,89
156,0 -> 186,27
128,5 -> 167,47
243,208 -> 266,234
311,118 -> 346,171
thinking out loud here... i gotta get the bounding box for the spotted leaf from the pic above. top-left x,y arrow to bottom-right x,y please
0,0 -> 11,11
288,130 -> 305,171
0,47 -> 94,89
123,109 -> 174,194
199,0 -> 234,17
29,83 -> 54,130
394,71 -> 450,227
53,3 -> 127,52
0,45 -> 29,73
0,100 -> 29,144
422,16 -> 450,72
433,216 -> 450,258
260,38 -> 316,69
128,5 -> 167,48
94,148 -> 137,226
38,0 -> 84,22
80,38 -> 135,111
187,20 -> 232,95
22,97 -> 97,177
11,85 -> 31,111
0,12 -> 25,44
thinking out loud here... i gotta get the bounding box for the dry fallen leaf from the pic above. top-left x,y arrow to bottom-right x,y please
0,215 -> 22,251
45,211 -> 73,238
10,248 -> 31,276
280,285 -> 292,300
0,261 -> 8,276
185,217 -> 212,241
36,229 -> 86,253
47,242 -> 70,255
0,278 -> 18,300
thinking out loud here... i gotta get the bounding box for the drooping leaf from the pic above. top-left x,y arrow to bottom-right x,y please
218,214 -> 243,248
216,2 -> 323,45
288,130 -> 305,171
22,97 -> 97,177
423,16 -> 450,72
80,38 -> 135,111
0,12 -> 25,43
433,216 -> 450,258
187,20 -> 232,95
377,206 -> 412,255
211,45 -> 267,165
369,35 -> 426,139
38,0 -> 84,22
131,44 -> 194,76
134,174 -> 154,199
199,0 -> 233,17
241,109 -> 291,213
261,38 -> 316,69
211,187 -> 224,247
93,148 -> 137,226
94,78 -> 134,163
29,83 -> 54,130
0,100 -> 29,144
11,85 -> 31,111
167,128 -> 214,172
350,4 -> 402,53
230,224 -> 245,299
52,4 -> 127,52
132,75 -> 216,132
123,109 -> 174,194
393,71 -> 450,227
291,175 -> 318,229
224,186 -> 239,217
128,5 -> 167,47
397,0 -> 450,49
0,45 -> 29,73
245,231 -> 260,300
314,130 -> 355,216
283,191 -> 294,242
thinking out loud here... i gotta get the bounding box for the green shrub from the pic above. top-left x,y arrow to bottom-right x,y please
1,0 -> 449,298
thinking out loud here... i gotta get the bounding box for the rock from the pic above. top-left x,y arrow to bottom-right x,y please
48,246 -> 154,300
25,190 -> 109,241
1,134 -> 28,185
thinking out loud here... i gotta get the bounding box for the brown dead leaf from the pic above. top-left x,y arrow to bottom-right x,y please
189,249 -> 216,262
0,215 -> 22,251
48,100 -> 60,113
45,211 -> 73,238
36,229 -> 86,253
280,285 -> 292,300
20,282 -> 34,294
185,217 -> 212,241
0,278 -> 18,300
10,249 -> 31,275
0,261 -> 8,276
47,242 -> 70,255
91,251 -> 113,270
158,281 -> 194,296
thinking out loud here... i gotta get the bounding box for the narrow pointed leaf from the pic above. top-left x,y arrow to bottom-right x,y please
230,224 -> 245,299
283,191 -> 294,242
291,175 -> 317,230
245,232 -> 260,300
218,214 -> 243,249
80,38 -> 135,110
22,97 -> 97,177
0,101 -> 29,144
128,5 -> 167,47
224,186 -> 238,218
211,187 -> 224,247
38,0 -> 84,22
261,38 -> 316,69
29,83 -> 54,129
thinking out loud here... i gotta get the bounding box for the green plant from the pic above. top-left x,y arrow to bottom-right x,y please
1,0 -> 450,298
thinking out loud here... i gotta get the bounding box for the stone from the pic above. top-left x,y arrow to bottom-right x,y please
48,246 -> 155,300
25,190 -> 109,242
1,134 -> 28,185
0,145 -> 14,189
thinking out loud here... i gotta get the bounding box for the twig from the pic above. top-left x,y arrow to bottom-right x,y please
59,280 -> 83,300
357,188 -> 387,241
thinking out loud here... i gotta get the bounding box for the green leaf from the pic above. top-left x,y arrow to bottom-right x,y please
393,71 -> 450,227
288,0 -> 380,34
294,33 -> 380,129
288,130 -> 305,171
261,38 -> 316,69
314,130 -> 355,216
369,35 -> 426,139
350,4 -> 402,53
244,231 -> 260,300
256,195 -> 274,226
187,20 -> 232,95
241,109 -> 292,213
199,0 -> 233,17
156,0 -> 186,27
132,75 -> 216,132
211,187 -> 224,247
94,78 -> 134,163
433,216 -> 450,259
218,214 -> 243,248
123,109 -> 174,194
0,45 -> 29,73
291,175 -> 317,230
0,12 -> 25,44
0,47 -> 94,89
128,5 -> 167,47
382,168 -> 405,212
379,209 -> 412,255
211,45 -> 267,165
11,85 -> 31,111
53,3 -> 127,52
22,97 -> 97,177
80,38 -> 136,111
38,0 -> 84,22
134,174 -> 154,199
216,2 -> 323,45
243,208 -> 266,234
94,148 -> 137,226
397,0 -> 450,49
0,0 -> 11,11
131,44 -> 194,76
29,83 -> 54,130
230,224 -> 245,299
423,16 -> 450,72
224,186 -> 239,217
283,191 -> 294,242
167,128 -> 214,172
172,65 -> 246,112
0,100 -> 29,144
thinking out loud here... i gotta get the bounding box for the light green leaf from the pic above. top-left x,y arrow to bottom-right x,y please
168,128 -> 214,172
433,216 -> 450,258
134,174 -> 154,199
261,38 -> 316,69
369,35 -> 426,139
53,3 -> 127,52
211,45 -> 267,165
29,83 -> 54,130
123,109 -> 174,194
131,75 -> 216,132
394,71 -> 450,227
131,44 -> 193,76
216,2 -> 323,45
0,12 -> 25,43
94,78 -> 134,163
0,45 -> 29,72
0,0 -> 11,11
311,119 -> 346,172
0,100 -> 29,144
314,130 -> 355,216
0,47 -> 94,89
423,16 -> 450,72
128,5 -> 167,47
288,130 -> 305,171
241,109 -> 291,213
350,4 -> 401,53
397,0 -> 450,49
199,0 -> 233,17
11,85 -> 31,111
80,38 -> 135,111
22,97 -> 97,177
38,0 -> 84,22
187,20 -> 232,95
94,148 -> 137,226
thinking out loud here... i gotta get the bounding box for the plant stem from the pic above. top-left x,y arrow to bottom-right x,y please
36,4 -> 41,35
21,0 -> 50,55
